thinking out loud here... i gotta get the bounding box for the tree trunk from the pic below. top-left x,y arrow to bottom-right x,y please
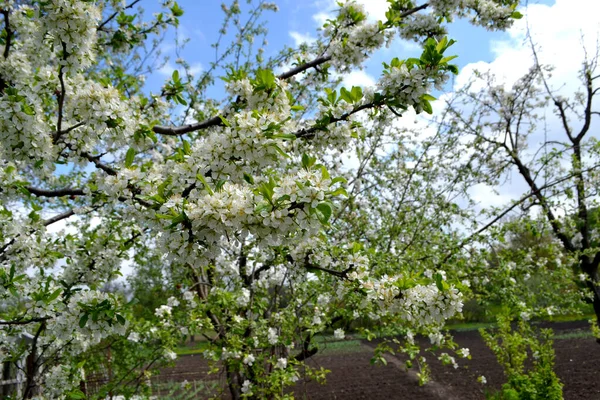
226,363 -> 242,400
590,277 -> 600,344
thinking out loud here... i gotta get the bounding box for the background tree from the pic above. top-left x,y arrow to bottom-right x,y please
442,36 -> 600,336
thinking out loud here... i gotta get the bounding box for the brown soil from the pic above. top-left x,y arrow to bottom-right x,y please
147,320 -> 600,399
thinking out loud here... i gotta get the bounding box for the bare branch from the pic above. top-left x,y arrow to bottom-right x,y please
26,187 -> 85,198
80,151 -> 118,176
43,209 -> 75,226
152,115 -> 223,136
1,9 -> 12,59
439,164 -> 600,266
277,55 -> 332,80
98,0 -> 142,31
0,317 -> 50,326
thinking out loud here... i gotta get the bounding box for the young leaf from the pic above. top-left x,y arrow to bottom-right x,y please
125,148 -> 135,168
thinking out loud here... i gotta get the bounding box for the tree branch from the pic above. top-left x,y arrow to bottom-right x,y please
97,0 -> 142,31
43,209 -> 75,226
80,151 -> 118,176
0,317 -> 50,326
277,55 -> 332,80
151,1 -> 431,137
153,55 -> 339,136
439,164 -> 600,266
26,187 -> 85,198
2,9 -> 12,59
53,42 -> 68,143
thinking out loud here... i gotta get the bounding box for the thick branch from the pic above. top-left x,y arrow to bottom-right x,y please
43,209 -> 75,226
0,317 -> 50,326
511,153 -> 574,251
153,115 -> 223,136
295,100 -> 383,139
2,9 -> 12,59
26,187 -> 85,198
293,334 -> 318,362
80,151 -> 118,176
575,70 -> 595,141
439,165 -> 600,266
53,42 -> 68,143
277,55 -> 331,80
573,142 -> 590,252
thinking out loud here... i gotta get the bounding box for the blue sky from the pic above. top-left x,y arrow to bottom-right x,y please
139,0 -> 555,98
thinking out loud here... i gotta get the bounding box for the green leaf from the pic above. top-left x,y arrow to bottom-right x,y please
215,179 -> 226,192
268,143 -> 289,158
105,117 -> 122,128
171,1 -> 184,17
219,115 -> 231,127
243,173 -> 254,185
302,153 -> 317,170
440,55 -> 458,64
316,202 -> 332,224
436,36 -> 448,53
320,165 -> 330,180
125,148 -> 135,168
22,103 -> 35,116
272,133 -> 297,141
434,273 -> 445,292
67,389 -> 86,399
175,94 -> 187,105
79,314 -> 89,328
340,87 -> 353,103
46,288 -> 62,303
196,174 -> 214,195
182,139 -> 191,155
421,100 -> 433,115
116,314 -> 126,325
351,86 -> 363,103
253,69 -> 277,93
329,187 -> 348,197
331,176 -> 348,185
511,11 -> 523,19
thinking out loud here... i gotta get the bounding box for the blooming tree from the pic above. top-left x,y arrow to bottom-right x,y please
440,39 -> 600,333
0,0 -> 523,398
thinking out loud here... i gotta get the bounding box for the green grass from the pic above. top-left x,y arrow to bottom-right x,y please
173,314 -> 596,357
175,340 -> 210,356
174,335 -> 364,356
547,313 -> 595,323
446,321 -> 498,332
446,314 -> 596,333
315,339 -> 363,354
552,330 -> 594,340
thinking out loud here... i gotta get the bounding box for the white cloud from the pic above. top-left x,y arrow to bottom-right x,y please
189,62 -> 203,76
342,69 -> 375,87
157,62 -> 203,77
289,31 -> 317,46
311,0 -> 390,27
158,62 -> 176,77
357,0 -> 390,22
456,0 -> 600,92
444,0 -> 600,214
312,11 -> 329,27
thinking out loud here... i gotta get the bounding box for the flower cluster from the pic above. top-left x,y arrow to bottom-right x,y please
399,14 -> 448,42
323,1 -> 391,72
37,0 -> 101,72
396,283 -> 464,329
